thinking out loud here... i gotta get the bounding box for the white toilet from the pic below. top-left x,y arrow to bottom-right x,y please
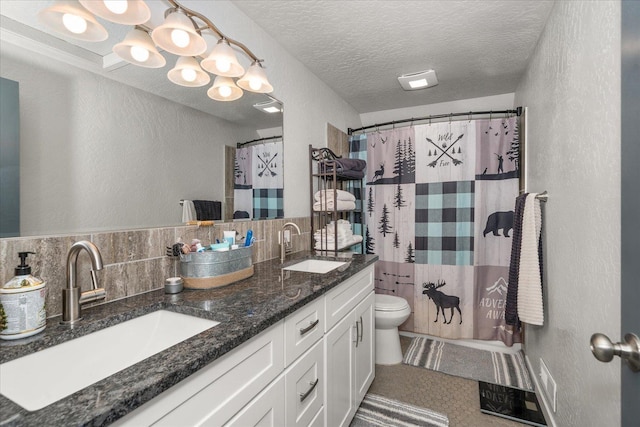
374,294 -> 411,365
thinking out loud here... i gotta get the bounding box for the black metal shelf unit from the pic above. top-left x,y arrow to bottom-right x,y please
309,145 -> 364,255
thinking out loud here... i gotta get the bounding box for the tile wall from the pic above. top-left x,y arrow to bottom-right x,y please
0,217 -> 311,319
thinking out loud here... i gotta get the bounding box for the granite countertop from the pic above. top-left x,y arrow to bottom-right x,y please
0,251 -> 377,426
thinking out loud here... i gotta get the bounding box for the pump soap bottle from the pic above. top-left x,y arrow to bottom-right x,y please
0,251 -> 47,340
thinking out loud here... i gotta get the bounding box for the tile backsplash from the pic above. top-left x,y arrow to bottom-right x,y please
0,217 -> 310,319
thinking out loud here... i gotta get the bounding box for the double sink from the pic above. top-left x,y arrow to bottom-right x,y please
0,259 -> 347,412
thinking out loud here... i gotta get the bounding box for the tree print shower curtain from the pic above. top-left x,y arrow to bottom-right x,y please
353,117 -> 521,346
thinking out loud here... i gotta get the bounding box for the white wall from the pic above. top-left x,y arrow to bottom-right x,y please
514,2 -> 621,426
1,43 -> 257,236
205,1 -> 362,218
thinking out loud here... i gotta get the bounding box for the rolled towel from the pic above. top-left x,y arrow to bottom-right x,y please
314,189 -> 356,202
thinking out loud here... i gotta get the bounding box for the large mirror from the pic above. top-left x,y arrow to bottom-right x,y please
0,2 -> 283,238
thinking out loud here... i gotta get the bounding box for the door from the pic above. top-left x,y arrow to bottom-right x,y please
620,1 -> 640,423
354,291 -> 375,406
325,310 -> 356,427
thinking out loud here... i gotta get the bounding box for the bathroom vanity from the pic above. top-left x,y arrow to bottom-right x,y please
0,252 -> 377,427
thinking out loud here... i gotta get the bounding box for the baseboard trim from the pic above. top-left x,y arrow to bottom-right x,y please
524,354 -> 557,427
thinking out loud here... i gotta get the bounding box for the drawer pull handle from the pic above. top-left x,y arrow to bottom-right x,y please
358,316 -> 364,342
299,379 -> 319,402
299,319 -> 320,336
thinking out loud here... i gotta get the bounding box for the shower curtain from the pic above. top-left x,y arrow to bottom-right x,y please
234,141 -> 284,219
351,117 -> 521,345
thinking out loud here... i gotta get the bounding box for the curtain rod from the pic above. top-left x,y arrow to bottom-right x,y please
237,135 -> 283,148
347,106 -> 522,135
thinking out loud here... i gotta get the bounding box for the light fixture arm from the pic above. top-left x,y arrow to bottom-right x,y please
168,0 -> 261,63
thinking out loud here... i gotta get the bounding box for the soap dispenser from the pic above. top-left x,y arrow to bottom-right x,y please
0,251 -> 47,340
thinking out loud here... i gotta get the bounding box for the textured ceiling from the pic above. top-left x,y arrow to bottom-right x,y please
231,0 -> 555,113
1,1 -> 555,120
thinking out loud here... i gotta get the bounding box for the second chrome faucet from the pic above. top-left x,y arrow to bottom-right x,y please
280,222 -> 301,264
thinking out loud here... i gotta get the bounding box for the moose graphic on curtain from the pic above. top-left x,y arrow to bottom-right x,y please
351,116 -> 521,346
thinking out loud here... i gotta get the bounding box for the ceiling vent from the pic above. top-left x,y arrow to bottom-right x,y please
398,70 -> 438,91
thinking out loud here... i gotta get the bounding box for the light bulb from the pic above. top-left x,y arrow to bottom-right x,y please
218,85 -> 232,98
181,68 -> 197,82
130,45 -> 149,62
171,29 -> 190,48
249,78 -> 262,91
216,59 -> 231,73
62,13 -> 87,34
104,0 -> 128,14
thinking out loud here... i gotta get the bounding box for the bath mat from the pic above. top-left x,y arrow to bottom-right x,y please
403,337 -> 533,390
350,393 -> 449,427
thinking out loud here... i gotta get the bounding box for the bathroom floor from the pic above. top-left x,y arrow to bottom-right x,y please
366,336 -> 526,427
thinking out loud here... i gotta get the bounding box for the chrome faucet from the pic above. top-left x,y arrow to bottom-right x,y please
62,240 -> 105,324
280,222 -> 301,263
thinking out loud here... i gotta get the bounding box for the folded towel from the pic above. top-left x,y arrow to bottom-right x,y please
505,193 -> 527,326
182,200 -> 197,223
315,234 -> 363,251
314,189 -> 356,202
313,200 -> 356,211
193,200 -> 222,221
517,193 -> 543,325
319,158 -> 367,179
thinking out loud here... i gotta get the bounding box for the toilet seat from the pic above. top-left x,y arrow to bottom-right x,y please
375,294 -> 410,312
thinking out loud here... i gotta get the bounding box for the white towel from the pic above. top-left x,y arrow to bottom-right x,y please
181,200 -> 197,223
313,200 -> 356,211
315,234 -> 363,251
314,189 -> 356,202
517,193 -> 543,325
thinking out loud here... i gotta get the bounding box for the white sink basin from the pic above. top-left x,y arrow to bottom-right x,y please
0,310 -> 219,411
283,259 -> 347,274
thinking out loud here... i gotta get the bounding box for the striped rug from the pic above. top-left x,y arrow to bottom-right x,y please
403,337 -> 533,390
351,394 -> 449,427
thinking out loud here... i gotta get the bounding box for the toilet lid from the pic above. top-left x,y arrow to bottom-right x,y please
375,294 -> 409,312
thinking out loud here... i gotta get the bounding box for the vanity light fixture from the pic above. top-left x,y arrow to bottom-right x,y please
168,56 -> 210,87
113,27 -> 165,68
78,0 -> 150,25
237,61 -> 274,94
37,0 -> 274,102
151,8 -> 207,57
201,39 -> 245,78
38,0 -> 108,42
208,76 -> 243,101
397,69 -> 439,91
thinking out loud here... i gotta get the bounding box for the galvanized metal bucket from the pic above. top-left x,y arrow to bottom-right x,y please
180,246 -> 253,279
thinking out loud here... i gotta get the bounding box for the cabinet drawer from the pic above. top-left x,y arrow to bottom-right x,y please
324,266 -> 374,332
113,321 -> 284,427
284,297 -> 324,365
284,339 -> 324,427
224,376 -> 285,427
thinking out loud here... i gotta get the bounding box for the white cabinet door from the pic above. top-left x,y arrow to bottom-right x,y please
225,376 -> 285,427
354,291 -> 375,406
324,311 -> 356,427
